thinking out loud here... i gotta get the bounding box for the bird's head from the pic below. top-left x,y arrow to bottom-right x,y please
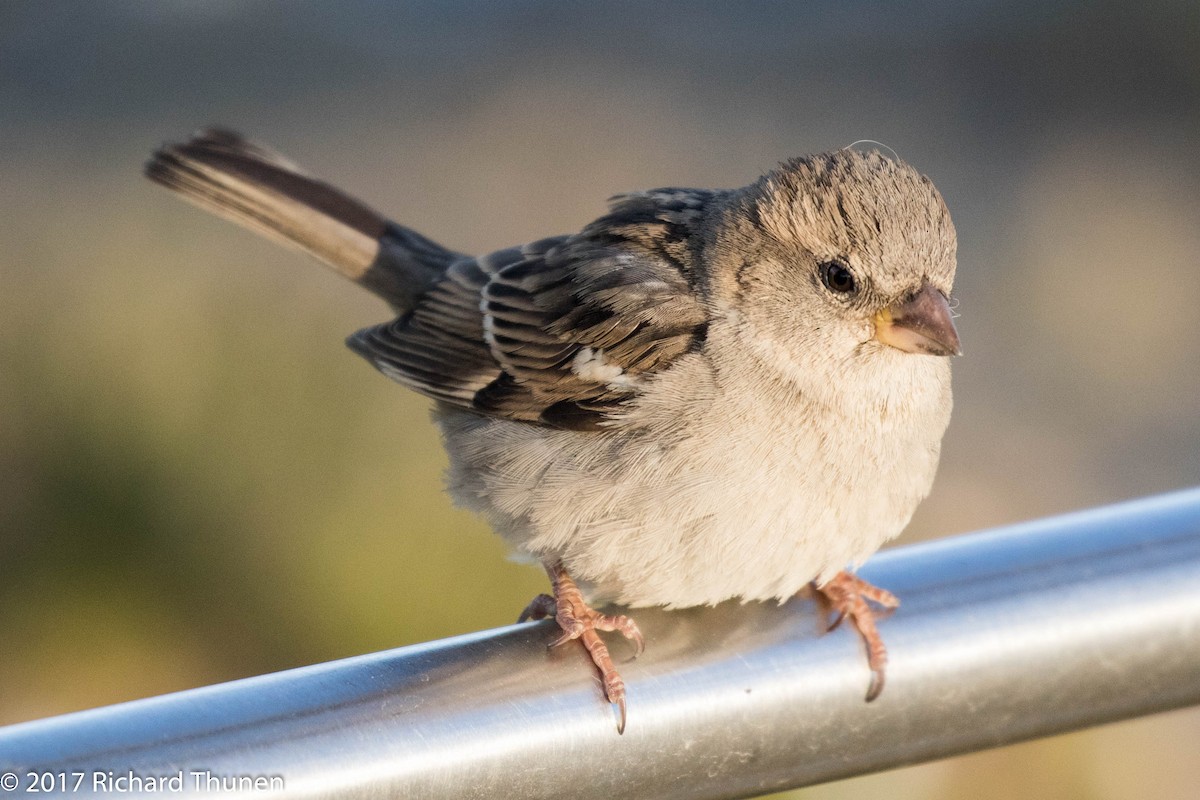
704,149 -> 959,401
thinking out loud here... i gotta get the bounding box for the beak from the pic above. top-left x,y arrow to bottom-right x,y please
873,283 -> 961,357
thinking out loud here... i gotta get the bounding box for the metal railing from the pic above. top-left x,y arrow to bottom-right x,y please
3,489 -> 1200,799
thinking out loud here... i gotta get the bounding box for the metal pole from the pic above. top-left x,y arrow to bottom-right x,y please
3,489 -> 1200,799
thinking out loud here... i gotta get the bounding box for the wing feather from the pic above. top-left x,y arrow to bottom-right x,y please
348,190 -> 717,429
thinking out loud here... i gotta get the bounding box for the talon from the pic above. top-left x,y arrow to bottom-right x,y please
595,613 -> 645,659
628,628 -> 646,660
521,561 -> 641,734
595,647 -> 628,735
865,667 -> 885,702
815,571 -> 898,701
548,624 -> 583,649
518,593 -> 556,624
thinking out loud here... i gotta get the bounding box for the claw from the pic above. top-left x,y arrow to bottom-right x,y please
629,630 -> 646,660
595,612 -> 645,660
548,623 -> 583,649
517,593 -> 556,624
865,666 -> 885,703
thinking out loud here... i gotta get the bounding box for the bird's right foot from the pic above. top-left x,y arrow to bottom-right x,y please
518,561 -> 644,733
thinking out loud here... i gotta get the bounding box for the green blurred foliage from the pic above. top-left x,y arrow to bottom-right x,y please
2,2 -> 1199,798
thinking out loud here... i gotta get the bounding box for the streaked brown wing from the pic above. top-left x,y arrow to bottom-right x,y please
348,192 -> 712,430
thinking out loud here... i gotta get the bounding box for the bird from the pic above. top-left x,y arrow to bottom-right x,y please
146,130 -> 960,734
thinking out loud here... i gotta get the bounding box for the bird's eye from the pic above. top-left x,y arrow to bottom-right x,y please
819,260 -> 857,294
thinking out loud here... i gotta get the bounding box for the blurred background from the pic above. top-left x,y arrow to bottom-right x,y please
2,1 -> 1198,797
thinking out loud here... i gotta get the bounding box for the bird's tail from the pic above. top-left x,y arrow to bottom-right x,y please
146,129 -> 460,311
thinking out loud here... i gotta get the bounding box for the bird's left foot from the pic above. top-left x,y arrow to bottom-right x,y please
518,562 -> 644,733
814,571 -> 900,701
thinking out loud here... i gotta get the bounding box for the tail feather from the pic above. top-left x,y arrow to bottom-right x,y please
146,129 -> 460,311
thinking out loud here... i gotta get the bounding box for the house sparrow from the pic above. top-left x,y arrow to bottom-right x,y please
146,130 -> 959,733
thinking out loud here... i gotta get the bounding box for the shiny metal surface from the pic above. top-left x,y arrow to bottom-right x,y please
4,489 -> 1200,799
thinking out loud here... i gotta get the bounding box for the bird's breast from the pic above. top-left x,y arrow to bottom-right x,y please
436,351 -> 950,608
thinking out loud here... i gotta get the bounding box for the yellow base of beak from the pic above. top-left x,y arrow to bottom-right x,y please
872,284 -> 961,357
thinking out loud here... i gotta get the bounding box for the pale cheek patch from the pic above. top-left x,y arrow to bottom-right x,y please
572,347 -> 635,388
